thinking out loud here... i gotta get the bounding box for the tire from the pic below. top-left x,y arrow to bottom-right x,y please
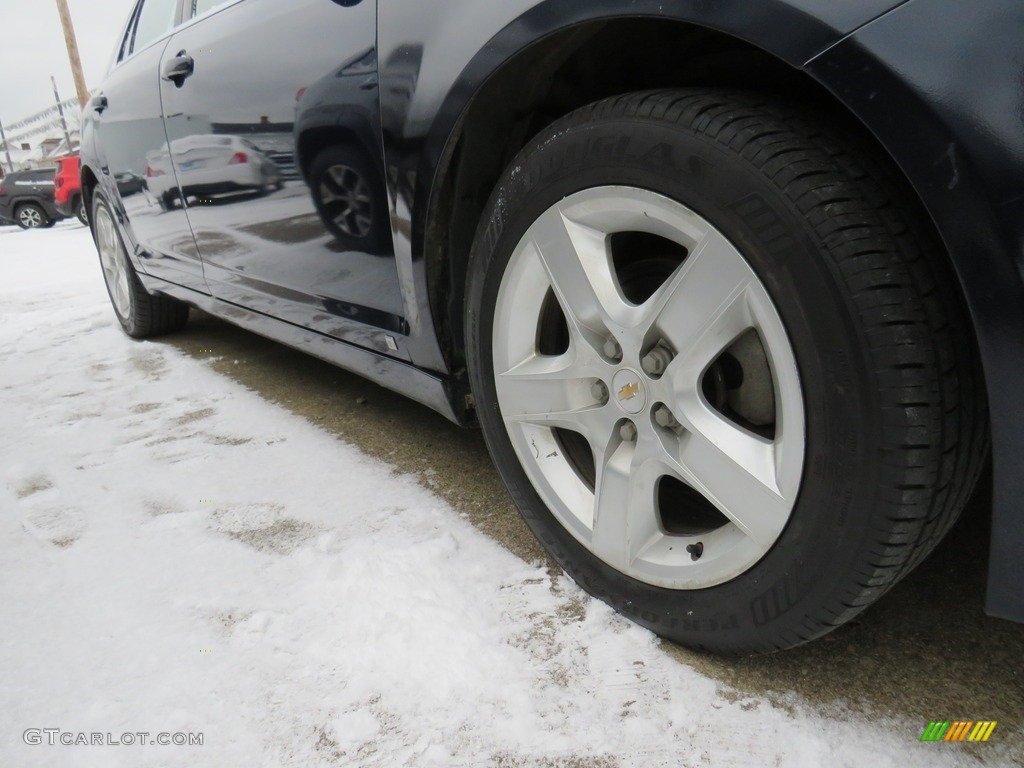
309,145 -> 389,254
75,196 -> 88,226
465,90 -> 987,654
92,191 -> 189,338
160,191 -> 178,211
15,202 -> 48,229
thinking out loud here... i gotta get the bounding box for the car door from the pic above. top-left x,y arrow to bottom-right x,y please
87,0 -> 208,294
158,0 -> 408,359
27,169 -> 57,213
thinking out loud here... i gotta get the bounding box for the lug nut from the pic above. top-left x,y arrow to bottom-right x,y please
591,380 -> 608,403
619,422 -> 638,442
603,338 -> 622,360
654,405 -> 680,430
641,346 -> 674,377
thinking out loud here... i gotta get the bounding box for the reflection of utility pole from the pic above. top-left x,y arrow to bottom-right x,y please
56,0 -> 90,109
51,76 -> 74,153
0,118 -> 14,173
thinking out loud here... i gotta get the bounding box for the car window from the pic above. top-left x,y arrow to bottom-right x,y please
115,4 -> 140,64
131,0 -> 179,55
192,0 -> 236,18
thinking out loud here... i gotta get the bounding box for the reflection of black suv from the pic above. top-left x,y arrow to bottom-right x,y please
0,169 -> 64,229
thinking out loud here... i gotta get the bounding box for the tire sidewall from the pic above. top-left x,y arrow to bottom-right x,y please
466,116 -> 884,651
92,191 -> 142,336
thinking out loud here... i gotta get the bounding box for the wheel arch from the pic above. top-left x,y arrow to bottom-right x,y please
418,7 -> 1016,617
419,13 -> 980,383
378,0 -> 899,382
296,121 -> 378,183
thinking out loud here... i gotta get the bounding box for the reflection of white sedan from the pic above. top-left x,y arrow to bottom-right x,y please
144,134 -> 282,209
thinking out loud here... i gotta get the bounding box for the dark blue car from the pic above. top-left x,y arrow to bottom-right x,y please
80,0 -> 1023,653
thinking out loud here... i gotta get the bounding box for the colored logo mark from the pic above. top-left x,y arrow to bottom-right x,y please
617,381 -> 640,401
920,721 -> 997,742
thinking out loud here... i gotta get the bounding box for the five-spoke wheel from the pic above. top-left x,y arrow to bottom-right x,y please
467,90 -> 985,653
492,187 -> 803,589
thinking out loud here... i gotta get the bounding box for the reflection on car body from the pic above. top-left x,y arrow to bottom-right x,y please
145,134 -> 282,210
295,48 -> 389,254
115,171 -> 146,196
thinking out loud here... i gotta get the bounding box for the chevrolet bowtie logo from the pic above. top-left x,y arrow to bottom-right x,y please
618,382 -> 640,401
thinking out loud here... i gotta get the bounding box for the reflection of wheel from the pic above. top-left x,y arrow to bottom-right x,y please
75,197 -> 88,226
159,191 -> 178,211
92,190 -> 189,338
259,167 -> 284,195
309,145 -> 388,253
465,90 -> 987,654
16,202 -> 48,229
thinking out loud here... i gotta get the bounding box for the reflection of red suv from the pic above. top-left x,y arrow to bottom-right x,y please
54,155 -> 86,224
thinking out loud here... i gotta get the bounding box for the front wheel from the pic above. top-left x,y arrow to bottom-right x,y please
92,191 -> 189,338
465,90 -> 987,654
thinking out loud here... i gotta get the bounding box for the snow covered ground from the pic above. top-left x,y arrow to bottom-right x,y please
0,222 -> 1007,767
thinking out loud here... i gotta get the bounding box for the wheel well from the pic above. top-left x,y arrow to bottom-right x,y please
427,17 -> 952,371
297,126 -> 374,181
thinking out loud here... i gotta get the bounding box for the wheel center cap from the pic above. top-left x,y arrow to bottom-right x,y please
612,369 -> 647,414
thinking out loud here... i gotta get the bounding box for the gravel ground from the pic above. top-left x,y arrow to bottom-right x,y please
167,309 -> 1024,762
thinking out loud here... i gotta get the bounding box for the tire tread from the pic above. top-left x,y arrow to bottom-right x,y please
575,90 -> 990,639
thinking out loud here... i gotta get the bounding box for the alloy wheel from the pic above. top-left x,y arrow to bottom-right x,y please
95,204 -> 131,320
491,187 -> 805,589
18,207 -> 43,228
320,164 -> 373,238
